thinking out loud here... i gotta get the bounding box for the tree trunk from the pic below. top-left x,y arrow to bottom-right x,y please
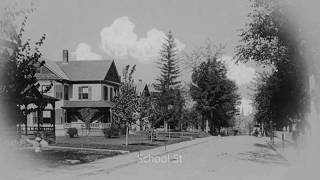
201,113 -> 205,131
125,124 -> 129,146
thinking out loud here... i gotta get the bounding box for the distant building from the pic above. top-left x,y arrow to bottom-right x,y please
134,80 -> 150,97
131,80 -> 152,132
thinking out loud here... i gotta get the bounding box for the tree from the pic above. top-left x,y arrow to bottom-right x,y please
112,65 -> 139,145
154,31 -> 182,130
161,88 -> 185,130
235,0 -> 309,131
136,94 -> 163,141
0,4 -> 46,135
181,105 -> 201,131
112,65 -> 139,126
189,43 -> 241,134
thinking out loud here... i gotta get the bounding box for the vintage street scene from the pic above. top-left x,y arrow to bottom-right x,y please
0,0 -> 319,180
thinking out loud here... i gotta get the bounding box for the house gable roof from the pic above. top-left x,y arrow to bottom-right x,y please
148,83 -> 158,93
44,60 -> 70,80
57,60 -> 113,81
35,66 -> 61,80
134,83 -> 150,96
104,61 -> 121,83
38,59 -> 120,83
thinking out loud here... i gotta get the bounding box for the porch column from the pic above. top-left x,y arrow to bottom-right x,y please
24,114 -> 27,135
52,102 -> 56,138
24,104 -> 28,135
109,108 -> 112,123
65,110 -> 68,123
37,109 -> 41,131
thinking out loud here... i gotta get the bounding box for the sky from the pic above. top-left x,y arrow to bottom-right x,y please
5,0 -> 257,115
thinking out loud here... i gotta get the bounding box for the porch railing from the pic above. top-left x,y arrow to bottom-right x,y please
63,123 -> 111,129
17,125 -> 55,135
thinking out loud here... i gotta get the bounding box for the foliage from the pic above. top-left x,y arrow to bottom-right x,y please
154,31 -> 182,108
181,106 -> 201,130
236,0 -> 309,130
170,88 -> 185,128
183,41 -> 225,71
154,31 -> 183,128
141,94 -> 165,129
102,126 -> 120,138
190,43 -> 241,133
0,4 -> 47,127
67,128 -> 78,138
112,65 -> 139,127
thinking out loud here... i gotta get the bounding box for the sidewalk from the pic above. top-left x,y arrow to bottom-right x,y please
14,136 -> 214,180
267,136 -> 300,164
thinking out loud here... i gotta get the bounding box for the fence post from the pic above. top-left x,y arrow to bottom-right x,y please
282,132 -> 285,151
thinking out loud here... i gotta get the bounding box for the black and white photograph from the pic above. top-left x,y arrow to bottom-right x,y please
0,0 -> 319,179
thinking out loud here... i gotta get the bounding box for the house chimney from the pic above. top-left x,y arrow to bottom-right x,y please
62,49 -> 69,63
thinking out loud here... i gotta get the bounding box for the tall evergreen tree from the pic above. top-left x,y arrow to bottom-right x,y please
154,31 -> 182,129
155,31 -> 181,93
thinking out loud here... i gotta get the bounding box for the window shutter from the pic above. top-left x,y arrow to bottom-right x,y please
105,87 -> 108,101
54,84 -> 57,97
101,86 -> 104,100
69,85 -> 73,99
78,87 -> 81,99
88,86 -> 92,100
110,87 -> 113,100
55,84 -> 62,99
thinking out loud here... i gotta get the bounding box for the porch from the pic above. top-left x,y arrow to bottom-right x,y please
60,100 -> 113,136
18,91 -> 59,142
55,122 -> 111,136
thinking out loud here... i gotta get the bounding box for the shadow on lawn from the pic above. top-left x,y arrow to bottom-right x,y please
19,148 -> 121,168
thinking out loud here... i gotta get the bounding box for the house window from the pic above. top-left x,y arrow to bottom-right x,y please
43,111 -> 51,118
55,84 -> 63,99
110,87 -> 113,100
32,111 -> 38,124
64,85 -> 69,100
79,86 -> 89,99
43,110 -> 51,124
104,86 -> 108,100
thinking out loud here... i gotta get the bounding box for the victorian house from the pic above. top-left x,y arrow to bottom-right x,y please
27,50 -> 121,136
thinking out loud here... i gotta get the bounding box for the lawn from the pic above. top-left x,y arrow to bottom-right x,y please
18,148 -> 121,168
18,133 -> 196,167
54,134 -> 191,152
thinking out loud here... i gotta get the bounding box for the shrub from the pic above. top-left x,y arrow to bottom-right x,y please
67,127 -> 78,138
103,126 -> 120,138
